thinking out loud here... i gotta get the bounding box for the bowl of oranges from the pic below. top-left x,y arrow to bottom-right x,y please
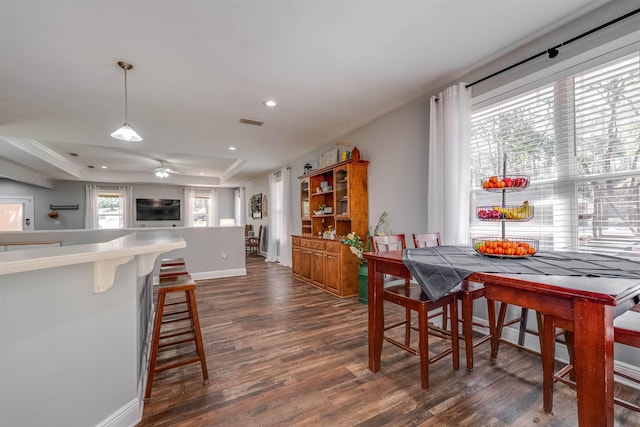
472,238 -> 538,258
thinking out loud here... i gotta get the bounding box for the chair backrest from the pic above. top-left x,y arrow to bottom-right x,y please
371,234 -> 406,252
257,225 -> 263,244
245,224 -> 252,236
413,232 -> 442,248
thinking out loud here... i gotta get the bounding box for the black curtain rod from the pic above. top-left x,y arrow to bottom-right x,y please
465,7 -> 640,89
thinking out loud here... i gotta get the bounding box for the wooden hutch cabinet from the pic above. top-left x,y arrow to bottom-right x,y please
291,159 -> 368,297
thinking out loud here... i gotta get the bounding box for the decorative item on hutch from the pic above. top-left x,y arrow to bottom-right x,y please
304,163 -> 313,174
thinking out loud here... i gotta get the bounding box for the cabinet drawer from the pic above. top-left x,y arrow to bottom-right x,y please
292,236 -> 301,247
301,238 -> 312,248
325,241 -> 341,254
311,240 -> 325,251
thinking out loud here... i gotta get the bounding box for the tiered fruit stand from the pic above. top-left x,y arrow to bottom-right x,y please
473,155 -> 538,258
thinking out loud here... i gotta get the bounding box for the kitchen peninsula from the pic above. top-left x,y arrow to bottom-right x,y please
0,230 -> 185,427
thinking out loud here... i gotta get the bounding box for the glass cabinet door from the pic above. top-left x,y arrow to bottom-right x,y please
301,178 -> 310,218
335,168 -> 348,216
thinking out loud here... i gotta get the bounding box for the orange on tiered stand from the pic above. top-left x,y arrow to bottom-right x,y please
473,238 -> 537,258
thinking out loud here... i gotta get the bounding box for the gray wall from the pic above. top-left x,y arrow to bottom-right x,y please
0,179 -> 238,230
285,0 -> 640,241
244,175 -> 270,253
0,227 -> 246,280
1,260 -> 140,427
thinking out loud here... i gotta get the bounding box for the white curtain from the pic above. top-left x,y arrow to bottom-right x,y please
211,189 -> 218,226
265,172 -> 279,262
234,187 -> 245,226
119,185 -> 133,228
280,167 -> 292,267
265,167 -> 291,265
183,188 -> 195,227
427,82 -> 471,245
85,184 -> 100,229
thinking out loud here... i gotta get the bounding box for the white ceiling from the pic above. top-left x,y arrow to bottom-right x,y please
0,0 -> 611,188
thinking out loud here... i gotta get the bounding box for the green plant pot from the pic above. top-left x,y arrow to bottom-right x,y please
358,263 -> 368,305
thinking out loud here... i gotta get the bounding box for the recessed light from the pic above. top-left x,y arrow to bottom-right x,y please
263,100 -> 277,107
229,146 -> 236,151
101,165 -> 107,169
200,172 -> 205,176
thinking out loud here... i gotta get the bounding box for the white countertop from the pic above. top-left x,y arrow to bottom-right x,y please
0,230 -> 186,292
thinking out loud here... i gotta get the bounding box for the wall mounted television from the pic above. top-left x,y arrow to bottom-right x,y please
136,198 -> 181,221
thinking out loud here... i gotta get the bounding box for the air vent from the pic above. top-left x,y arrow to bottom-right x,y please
239,118 -> 264,127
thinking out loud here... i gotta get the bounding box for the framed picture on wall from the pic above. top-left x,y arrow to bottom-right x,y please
250,193 -> 262,218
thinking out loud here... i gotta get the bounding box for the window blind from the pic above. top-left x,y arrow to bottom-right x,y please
470,52 -> 640,258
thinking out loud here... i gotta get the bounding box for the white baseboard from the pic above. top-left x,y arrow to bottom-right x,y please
95,397 -> 140,427
191,268 -> 247,281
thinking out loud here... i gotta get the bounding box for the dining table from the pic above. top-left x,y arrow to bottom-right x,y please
363,245 -> 640,427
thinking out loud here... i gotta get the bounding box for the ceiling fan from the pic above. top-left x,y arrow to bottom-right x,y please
154,160 -> 182,178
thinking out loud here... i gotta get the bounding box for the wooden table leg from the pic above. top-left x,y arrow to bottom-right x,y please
541,314 -> 555,413
368,261 -> 384,373
461,290 -> 474,370
573,299 -> 615,426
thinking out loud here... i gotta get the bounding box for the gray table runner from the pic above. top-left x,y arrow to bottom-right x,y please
402,246 -> 640,301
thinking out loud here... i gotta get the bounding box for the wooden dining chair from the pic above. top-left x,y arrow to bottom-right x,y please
244,224 -> 253,254
413,232 -> 495,370
553,304 -> 640,412
246,225 -> 262,256
412,233 -> 448,330
371,233 -> 459,389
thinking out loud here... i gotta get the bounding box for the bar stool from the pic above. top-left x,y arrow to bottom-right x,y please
145,273 -> 209,400
161,257 -> 186,267
159,264 -> 189,279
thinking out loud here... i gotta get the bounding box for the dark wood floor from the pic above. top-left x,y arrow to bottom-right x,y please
138,255 -> 640,426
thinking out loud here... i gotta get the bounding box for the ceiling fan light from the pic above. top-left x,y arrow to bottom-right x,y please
111,122 -> 143,142
155,169 -> 169,178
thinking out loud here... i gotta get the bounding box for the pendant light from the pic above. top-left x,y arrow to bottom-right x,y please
111,61 -> 142,142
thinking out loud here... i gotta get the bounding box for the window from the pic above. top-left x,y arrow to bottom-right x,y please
184,188 -> 215,227
85,185 -> 131,229
470,52 -> 640,258
98,191 -> 125,229
193,196 -> 210,227
0,197 -> 34,231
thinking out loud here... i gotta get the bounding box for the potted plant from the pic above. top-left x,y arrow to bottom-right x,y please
341,232 -> 368,304
342,211 -> 390,304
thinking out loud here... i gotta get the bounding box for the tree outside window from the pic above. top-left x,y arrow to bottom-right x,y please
98,192 -> 124,229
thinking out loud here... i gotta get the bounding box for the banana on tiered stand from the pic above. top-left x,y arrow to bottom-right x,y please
493,201 -> 531,220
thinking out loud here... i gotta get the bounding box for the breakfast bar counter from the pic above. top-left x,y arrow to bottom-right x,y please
0,230 -> 185,427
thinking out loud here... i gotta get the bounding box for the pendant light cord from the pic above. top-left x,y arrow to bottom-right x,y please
123,68 -> 129,123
